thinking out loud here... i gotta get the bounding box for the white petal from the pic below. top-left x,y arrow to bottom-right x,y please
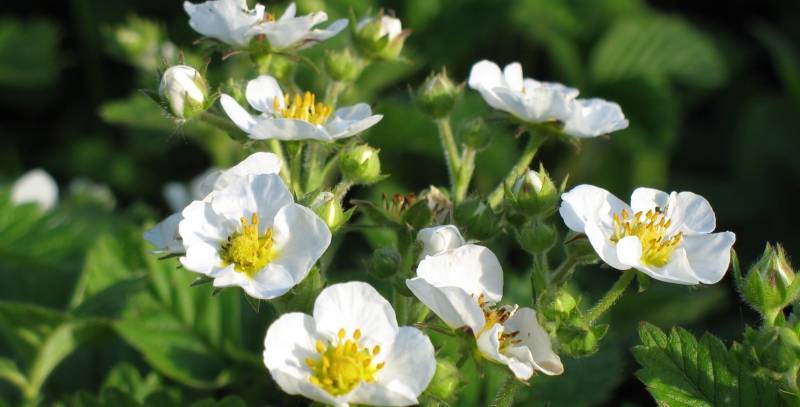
416,244 -> 503,303
562,98 -> 629,138
683,232 -> 736,284
304,18 -> 348,45
630,187 -> 669,213
313,282 -> 399,347
144,212 -> 184,254
183,0 -> 260,46
665,191 -> 717,235
220,94 -> 257,133
504,308 -> 563,376
324,103 -> 383,139
246,75 -> 284,113
476,324 -> 533,380
405,278 -> 485,333
263,312 -> 344,407
279,2 -> 297,20
585,221 -> 629,270
209,174 -> 293,226
559,184 -> 628,233
503,62 -> 524,92
378,16 -> 402,39
179,200 -> 230,248
163,182 -> 191,213
270,203 -> 332,283
229,263 -> 296,299
616,236 -> 643,268
416,225 -> 465,258
350,327 -> 435,406
248,118 -> 332,141
200,152 -> 282,196
11,169 -> 58,211
636,248 -> 700,285
468,60 -> 506,91
180,242 -> 222,276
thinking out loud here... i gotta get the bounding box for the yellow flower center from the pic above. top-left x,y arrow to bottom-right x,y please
474,294 -> 520,352
273,92 -> 332,125
306,328 -> 384,396
611,208 -> 682,268
220,214 -> 278,277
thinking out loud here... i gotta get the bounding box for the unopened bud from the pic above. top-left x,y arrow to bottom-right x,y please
324,49 -> 362,82
511,166 -> 558,217
423,359 -> 460,403
460,118 -> 492,151
353,15 -> 407,60
738,243 -> 800,319
415,69 -> 461,119
368,246 -> 402,278
311,192 -> 348,232
454,198 -> 499,240
516,220 -> 557,254
338,144 -> 382,185
417,225 -> 465,258
159,65 -> 207,120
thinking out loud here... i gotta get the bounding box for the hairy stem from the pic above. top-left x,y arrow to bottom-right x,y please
586,270 -> 636,324
435,117 -> 461,194
454,147 -> 476,204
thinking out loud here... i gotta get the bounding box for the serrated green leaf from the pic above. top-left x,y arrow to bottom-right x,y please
590,16 -> 728,89
633,322 -> 784,406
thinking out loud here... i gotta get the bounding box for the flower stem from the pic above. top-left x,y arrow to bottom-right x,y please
454,146 -> 476,204
551,256 -> 579,286
332,180 -> 354,201
530,252 -> 550,302
586,270 -> 636,324
490,374 -> 520,407
435,117 -> 461,194
263,139 -> 291,185
487,130 -> 545,209
324,80 -> 346,108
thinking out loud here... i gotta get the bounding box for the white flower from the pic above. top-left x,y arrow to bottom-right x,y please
253,3 -> 347,50
178,173 -> 330,299
184,0 -> 265,47
467,60 -> 628,138
11,169 -> 58,211
264,282 -> 436,406
144,152 -> 282,254
559,185 -> 736,285
159,65 -> 207,120
406,225 -> 563,379
184,0 -> 346,50
220,75 -> 382,141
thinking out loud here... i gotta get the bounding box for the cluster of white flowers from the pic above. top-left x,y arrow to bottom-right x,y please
134,1 -> 742,405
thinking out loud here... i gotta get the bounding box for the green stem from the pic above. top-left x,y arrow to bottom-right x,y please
435,117 -> 461,193
290,144 -> 304,196
262,139 -> 291,185
332,181 -> 354,201
551,256 -> 579,286
324,80 -> 346,108
586,270 -> 636,324
490,374 -> 520,407
530,252 -> 550,302
487,130 -> 545,209
304,142 -> 328,192
454,147 -> 476,204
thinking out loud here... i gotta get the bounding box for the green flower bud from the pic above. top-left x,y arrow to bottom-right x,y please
159,65 -> 208,120
368,246 -> 402,278
401,199 -> 433,229
415,69 -> 462,119
422,359 -> 460,403
324,49 -> 362,82
459,118 -> 492,151
353,15 -> 407,60
510,165 -> 559,218
516,220 -> 557,254
338,144 -> 383,185
558,324 -> 600,357
310,192 -> 349,232
736,243 -> 800,321
454,198 -> 499,240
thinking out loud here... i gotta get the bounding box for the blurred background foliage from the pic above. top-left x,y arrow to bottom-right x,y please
1,0 -> 800,405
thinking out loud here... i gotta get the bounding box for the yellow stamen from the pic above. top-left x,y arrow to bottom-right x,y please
611,208 -> 682,267
220,213 -> 278,277
307,328 -> 385,396
272,91 -> 332,125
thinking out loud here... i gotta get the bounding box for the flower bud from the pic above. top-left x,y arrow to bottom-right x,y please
338,144 -> 382,185
737,243 -> 800,321
310,192 -> 349,232
368,246 -> 402,278
516,220 -> 557,254
459,118 -> 492,151
353,15 -> 407,60
401,199 -> 433,230
510,165 -> 559,217
417,225 -> 465,258
324,49 -> 362,82
159,65 -> 208,120
415,69 -> 461,119
422,359 -> 460,403
454,198 -> 499,240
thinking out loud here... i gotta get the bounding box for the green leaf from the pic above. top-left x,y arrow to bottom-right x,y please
101,363 -> 163,403
590,16 -> 728,89
633,322 -> 783,406
0,18 -> 60,89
